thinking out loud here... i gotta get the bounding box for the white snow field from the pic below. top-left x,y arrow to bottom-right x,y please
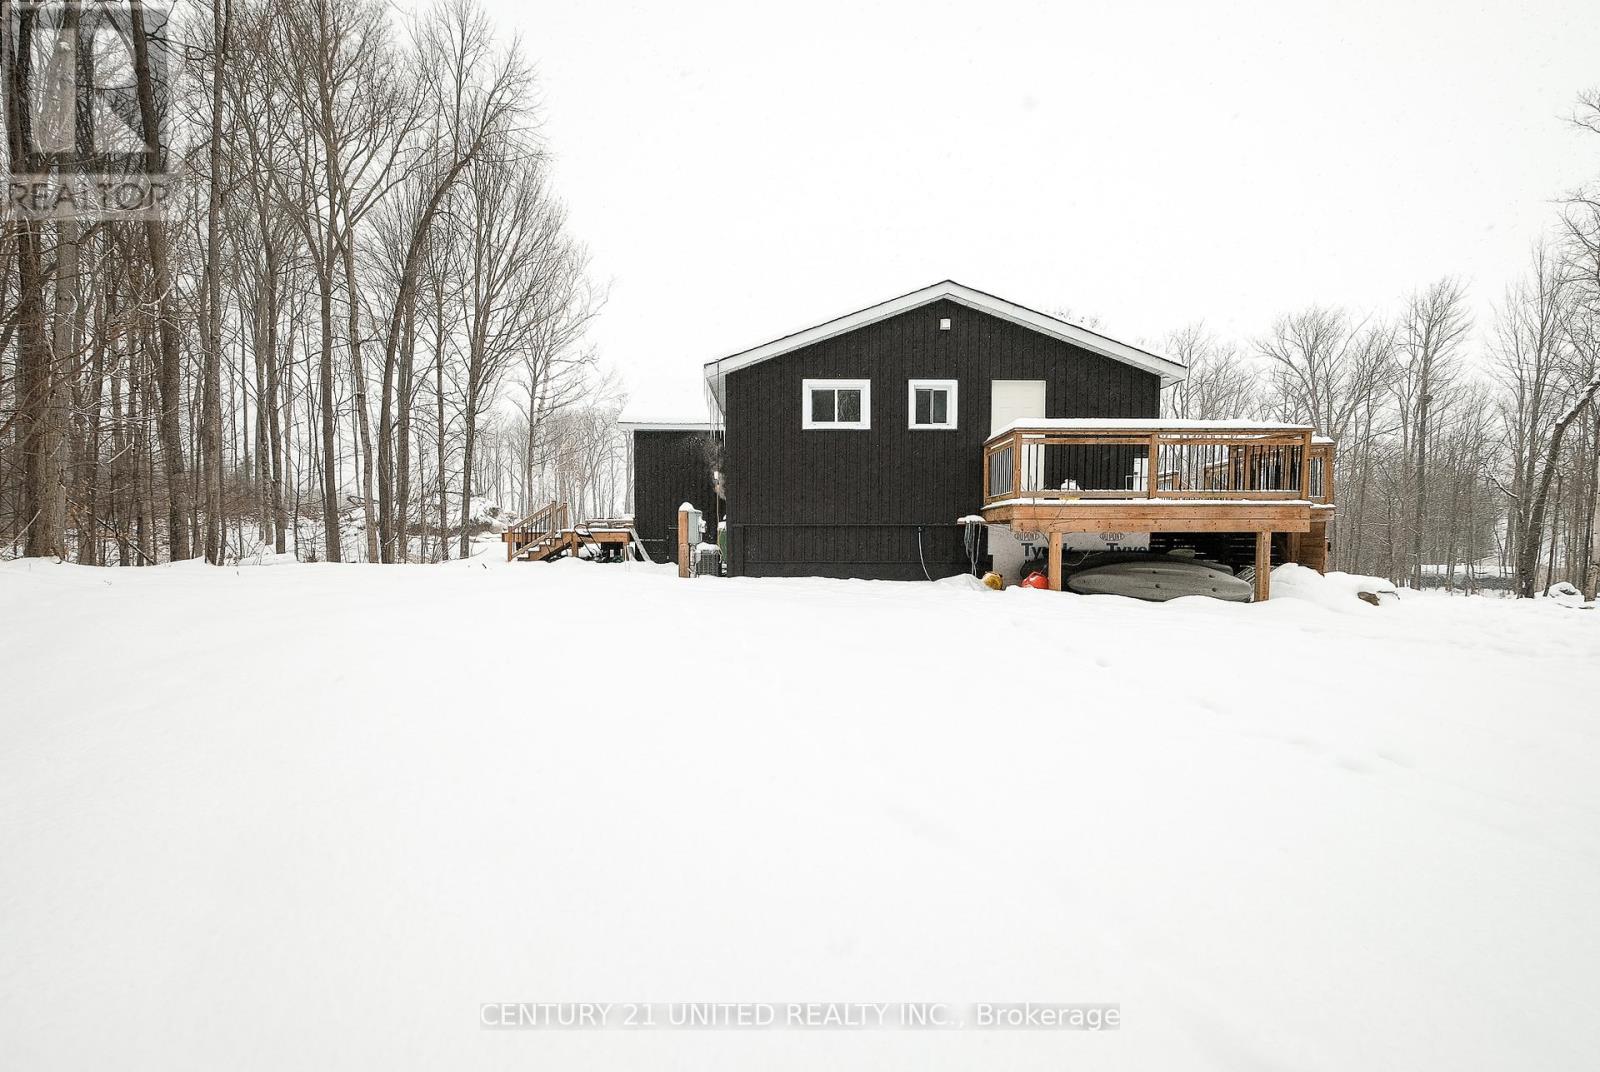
2,554 -> 1598,1070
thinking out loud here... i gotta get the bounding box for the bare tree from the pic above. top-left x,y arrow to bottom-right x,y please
372,0 -> 531,561
1397,278 -> 1471,586
1491,246 -> 1572,590
2,0 -> 69,557
450,154 -> 575,557
1257,307 -> 1396,572
198,0 -> 234,562
271,0 -> 417,561
129,0 -> 194,560
1162,323 -> 1259,421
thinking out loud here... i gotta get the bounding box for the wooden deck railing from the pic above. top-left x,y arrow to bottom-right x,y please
982,422 -> 1335,506
503,500 -> 568,559
1308,440 -> 1334,505
513,499 -> 568,537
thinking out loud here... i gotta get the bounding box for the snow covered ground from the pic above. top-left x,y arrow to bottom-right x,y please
2,554 -> 1597,1070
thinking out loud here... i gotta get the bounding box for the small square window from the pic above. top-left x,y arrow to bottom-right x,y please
908,379 -> 958,430
803,380 -> 871,429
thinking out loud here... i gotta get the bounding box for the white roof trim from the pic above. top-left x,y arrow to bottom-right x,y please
618,419 -> 718,432
703,280 -> 1188,412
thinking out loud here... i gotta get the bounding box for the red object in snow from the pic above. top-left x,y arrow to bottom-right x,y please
1020,571 -> 1050,590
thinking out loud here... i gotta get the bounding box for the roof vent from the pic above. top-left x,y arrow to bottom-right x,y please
939,317 -> 951,330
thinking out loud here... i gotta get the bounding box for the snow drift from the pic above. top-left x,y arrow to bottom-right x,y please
1,556 -> 1597,1070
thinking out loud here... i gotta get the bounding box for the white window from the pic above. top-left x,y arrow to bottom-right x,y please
803,379 -> 871,430
907,379 -> 958,430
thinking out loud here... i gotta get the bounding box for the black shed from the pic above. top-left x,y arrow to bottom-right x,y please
622,421 -> 723,565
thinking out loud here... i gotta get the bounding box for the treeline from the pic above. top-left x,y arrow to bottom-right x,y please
1,0 -> 614,566
1164,92 -> 1600,598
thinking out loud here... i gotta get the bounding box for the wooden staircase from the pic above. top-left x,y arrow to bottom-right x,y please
502,502 -> 641,563
503,502 -> 573,562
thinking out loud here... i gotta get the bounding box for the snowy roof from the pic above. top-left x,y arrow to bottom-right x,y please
990,418 -> 1316,436
617,415 -> 718,432
702,280 -> 1189,414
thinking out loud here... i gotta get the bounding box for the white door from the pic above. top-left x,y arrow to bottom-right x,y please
990,379 -> 1047,435
990,379 -> 1047,494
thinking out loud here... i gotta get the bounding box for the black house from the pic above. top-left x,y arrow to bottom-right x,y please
627,280 -> 1188,580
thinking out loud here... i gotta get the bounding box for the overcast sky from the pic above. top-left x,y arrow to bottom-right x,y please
478,0 -> 1600,417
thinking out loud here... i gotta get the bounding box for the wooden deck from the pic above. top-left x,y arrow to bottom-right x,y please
980,421 -> 1335,600
502,502 -> 639,563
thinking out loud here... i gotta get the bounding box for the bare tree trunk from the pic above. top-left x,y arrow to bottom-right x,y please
315,235 -> 342,561
337,231 -> 379,563
197,0 -> 231,563
394,282 -> 417,561
1411,389 -> 1430,587
4,0 -> 68,558
130,0 -> 193,560
78,283 -> 109,566
433,288 -> 449,561
110,352 -> 129,566
458,399 -> 477,559
271,315 -> 293,555
1585,416 -> 1600,600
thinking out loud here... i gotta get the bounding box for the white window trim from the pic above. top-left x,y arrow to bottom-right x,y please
802,379 -> 871,430
907,379 -> 959,430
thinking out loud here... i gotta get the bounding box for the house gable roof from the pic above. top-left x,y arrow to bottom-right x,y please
702,280 -> 1188,413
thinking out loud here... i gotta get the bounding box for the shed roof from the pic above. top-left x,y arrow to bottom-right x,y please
617,417 -> 718,432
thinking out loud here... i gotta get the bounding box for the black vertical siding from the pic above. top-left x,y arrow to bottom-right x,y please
631,429 -> 722,564
722,298 -> 1161,580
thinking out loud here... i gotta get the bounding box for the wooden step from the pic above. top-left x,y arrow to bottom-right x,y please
514,531 -> 577,562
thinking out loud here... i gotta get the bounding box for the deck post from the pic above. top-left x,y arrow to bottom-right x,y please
1299,430 -> 1313,499
678,510 -> 692,578
1011,433 -> 1023,498
677,508 -> 691,579
1253,530 -> 1271,602
1048,530 -> 1063,592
